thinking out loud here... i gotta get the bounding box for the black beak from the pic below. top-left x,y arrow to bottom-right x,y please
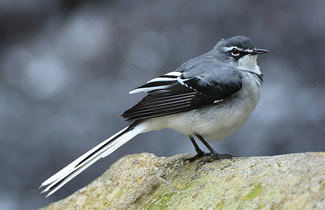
252,48 -> 268,55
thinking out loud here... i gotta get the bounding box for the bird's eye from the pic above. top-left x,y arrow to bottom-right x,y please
231,48 -> 240,56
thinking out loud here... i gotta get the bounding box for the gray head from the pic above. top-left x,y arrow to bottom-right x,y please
213,36 -> 268,74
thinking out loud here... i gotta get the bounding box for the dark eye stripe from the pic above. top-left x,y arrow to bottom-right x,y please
230,49 -> 251,58
229,50 -> 246,61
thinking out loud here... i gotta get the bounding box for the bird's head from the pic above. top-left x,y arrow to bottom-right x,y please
214,36 -> 268,74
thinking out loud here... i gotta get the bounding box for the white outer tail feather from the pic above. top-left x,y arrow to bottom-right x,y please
40,122 -> 148,197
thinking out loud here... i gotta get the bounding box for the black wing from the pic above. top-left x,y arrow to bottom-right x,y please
122,63 -> 243,121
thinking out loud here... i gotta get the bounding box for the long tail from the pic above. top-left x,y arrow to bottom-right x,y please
39,121 -> 147,197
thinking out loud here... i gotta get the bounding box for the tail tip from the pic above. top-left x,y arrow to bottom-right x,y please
40,189 -> 47,195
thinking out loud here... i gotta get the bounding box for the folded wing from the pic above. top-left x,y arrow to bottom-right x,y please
123,61 -> 243,121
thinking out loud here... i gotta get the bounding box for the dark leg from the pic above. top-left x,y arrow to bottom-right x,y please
189,136 -> 203,154
184,136 -> 207,162
195,134 -> 233,163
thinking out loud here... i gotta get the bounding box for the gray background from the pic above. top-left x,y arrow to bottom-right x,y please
1,0 -> 325,209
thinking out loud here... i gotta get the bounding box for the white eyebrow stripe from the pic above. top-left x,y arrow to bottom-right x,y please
244,49 -> 254,53
223,46 -> 255,53
223,46 -> 244,52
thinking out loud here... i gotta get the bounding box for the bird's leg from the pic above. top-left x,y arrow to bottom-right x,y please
195,134 -> 233,163
184,136 -> 208,162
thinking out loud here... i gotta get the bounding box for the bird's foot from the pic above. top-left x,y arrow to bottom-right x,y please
184,151 -> 210,163
199,153 -> 233,164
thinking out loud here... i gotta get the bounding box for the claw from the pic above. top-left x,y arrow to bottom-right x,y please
184,152 -> 207,163
199,153 -> 233,164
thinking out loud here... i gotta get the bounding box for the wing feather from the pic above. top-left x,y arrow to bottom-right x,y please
129,71 -> 181,94
123,59 -> 243,121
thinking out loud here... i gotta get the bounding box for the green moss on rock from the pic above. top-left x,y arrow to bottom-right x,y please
243,183 -> 262,201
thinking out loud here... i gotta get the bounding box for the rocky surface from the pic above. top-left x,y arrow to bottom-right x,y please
43,152 -> 325,209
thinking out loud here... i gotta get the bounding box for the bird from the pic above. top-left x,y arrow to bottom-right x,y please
40,35 -> 268,197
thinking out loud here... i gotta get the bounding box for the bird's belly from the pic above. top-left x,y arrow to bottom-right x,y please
169,103 -> 255,141
190,103 -> 254,141
146,93 -> 259,142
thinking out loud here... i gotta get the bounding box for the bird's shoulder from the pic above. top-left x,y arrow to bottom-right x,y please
175,53 -> 221,73
176,54 -> 243,92
177,53 -> 242,80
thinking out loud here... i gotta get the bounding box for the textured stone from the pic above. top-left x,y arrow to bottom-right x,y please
43,152 -> 325,209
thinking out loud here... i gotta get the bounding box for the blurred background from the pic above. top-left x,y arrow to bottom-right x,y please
1,0 -> 325,209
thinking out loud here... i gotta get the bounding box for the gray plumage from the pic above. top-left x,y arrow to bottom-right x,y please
40,35 -> 268,197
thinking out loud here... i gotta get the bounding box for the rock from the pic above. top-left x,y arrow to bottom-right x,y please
43,152 -> 325,209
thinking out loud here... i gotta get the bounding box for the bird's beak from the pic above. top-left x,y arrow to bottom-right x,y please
252,48 -> 268,55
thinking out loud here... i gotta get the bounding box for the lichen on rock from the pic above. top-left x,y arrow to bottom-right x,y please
43,152 -> 325,209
